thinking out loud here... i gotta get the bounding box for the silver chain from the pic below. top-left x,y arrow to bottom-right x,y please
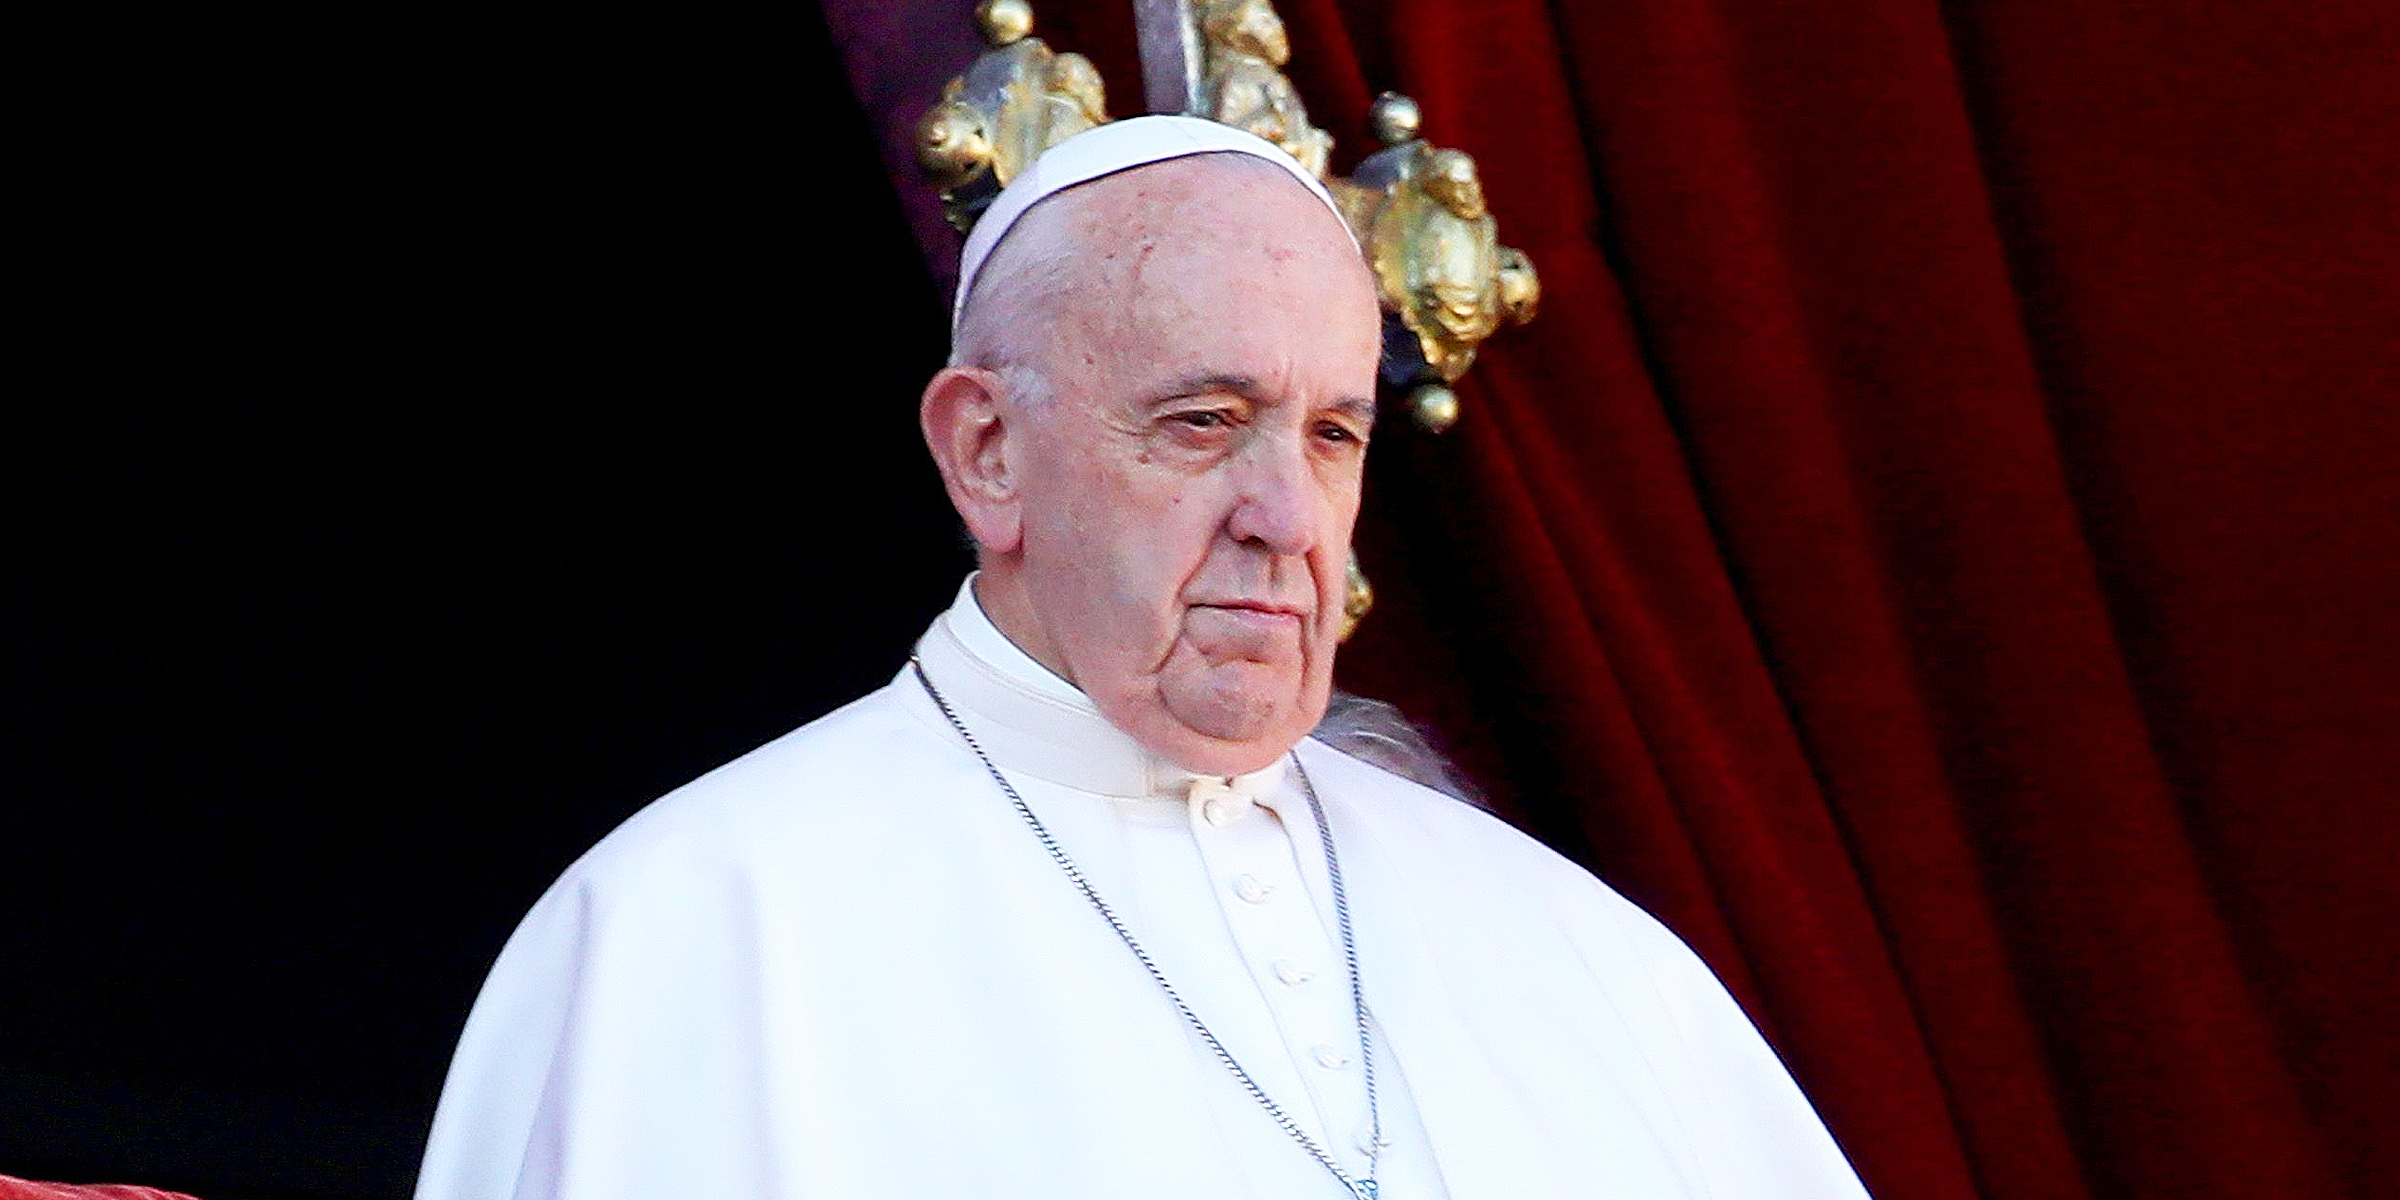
911,658 -> 1383,1200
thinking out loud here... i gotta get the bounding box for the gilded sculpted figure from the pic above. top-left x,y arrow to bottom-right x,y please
1371,148 -> 1502,385
917,0 -> 1110,228
1197,0 -> 1332,178
1353,103 -> 1536,390
1047,49 -> 1109,128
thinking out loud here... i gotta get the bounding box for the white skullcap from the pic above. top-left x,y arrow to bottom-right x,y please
950,114 -> 1356,336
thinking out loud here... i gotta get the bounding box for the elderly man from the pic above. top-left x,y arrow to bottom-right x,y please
415,118 -> 1868,1200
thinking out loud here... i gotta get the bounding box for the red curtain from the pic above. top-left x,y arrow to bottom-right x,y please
825,1 -> 2400,1196
0,1178 -> 199,1200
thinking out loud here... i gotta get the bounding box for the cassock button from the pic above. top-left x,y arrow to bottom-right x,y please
1311,1043 -> 1349,1070
1272,958 -> 1314,987
1233,874 -> 1273,904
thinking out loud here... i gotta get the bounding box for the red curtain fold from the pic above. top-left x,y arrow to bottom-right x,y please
826,1 -> 2400,1196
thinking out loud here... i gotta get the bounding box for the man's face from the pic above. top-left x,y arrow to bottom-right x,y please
995,159 -> 1381,775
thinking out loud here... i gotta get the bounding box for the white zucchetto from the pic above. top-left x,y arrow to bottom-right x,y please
950,114 -> 1356,335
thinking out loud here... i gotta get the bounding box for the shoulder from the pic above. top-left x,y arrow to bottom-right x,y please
1295,737 -> 1711,968
545,673 -> 982,906
460,671 -> 1009,1022
1296,736 -> 1579,879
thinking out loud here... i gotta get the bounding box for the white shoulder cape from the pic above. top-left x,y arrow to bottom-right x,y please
416,633 -> 1868,1199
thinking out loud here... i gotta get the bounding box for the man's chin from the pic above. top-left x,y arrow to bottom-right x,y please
1153,726 -> 1305,777
1134,669 -> 1322,775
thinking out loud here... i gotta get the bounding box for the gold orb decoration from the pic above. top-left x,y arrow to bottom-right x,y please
977,0 -> 1034,46
1369,92 -> 1422,146
1409,383 -> 1461,433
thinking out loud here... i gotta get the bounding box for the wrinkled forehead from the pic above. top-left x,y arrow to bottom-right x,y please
950,115 -> 1356,335
956,155 -> 1379,381
1044,165 -> 1385,403
1028,154 -> 1349,274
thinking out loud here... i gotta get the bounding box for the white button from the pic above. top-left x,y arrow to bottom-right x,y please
1204,798 -> 1233,827
1356,1130 -> 1391,1157
1311,1043 -> 1348,1070
1233,874 -> 1273,904
1272,958 -> 1314,987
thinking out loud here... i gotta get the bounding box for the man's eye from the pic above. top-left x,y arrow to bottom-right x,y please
1316,421 -> 1365,445
1171,410 -> 1231,429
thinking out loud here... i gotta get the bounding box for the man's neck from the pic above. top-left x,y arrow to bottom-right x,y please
961,571 -> 1085,705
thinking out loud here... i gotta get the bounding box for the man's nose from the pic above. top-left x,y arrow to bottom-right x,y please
1224,437 -> 1316,554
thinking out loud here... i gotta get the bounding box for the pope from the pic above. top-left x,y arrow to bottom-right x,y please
414,116 -> 1871,1200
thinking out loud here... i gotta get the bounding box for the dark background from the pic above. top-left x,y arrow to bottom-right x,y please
4,9 -> 967,1195
11,1 -> 2399,1197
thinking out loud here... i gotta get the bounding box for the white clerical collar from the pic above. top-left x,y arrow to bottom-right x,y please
945,574 -> 1087,706
919,575 -> 1289,802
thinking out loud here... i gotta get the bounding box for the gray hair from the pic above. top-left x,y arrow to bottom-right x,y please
1311,691 -> 1487,809
947,204 -> 1084,376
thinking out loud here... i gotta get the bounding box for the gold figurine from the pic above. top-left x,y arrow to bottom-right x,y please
1346,92 -> 1540,429
916,0 -> 1112,230
1373,147 -> 1501,385
1196,0 -> 1333,178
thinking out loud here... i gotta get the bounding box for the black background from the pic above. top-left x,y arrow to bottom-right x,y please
4,9 -> 967,1195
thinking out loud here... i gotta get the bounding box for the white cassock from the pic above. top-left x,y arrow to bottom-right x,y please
416,579 -> 1870,1199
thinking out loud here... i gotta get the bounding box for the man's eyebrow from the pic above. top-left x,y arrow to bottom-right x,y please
1149,375 -> 1379,425
1150,372 -> 1263,400
1327,395 -> 1379,428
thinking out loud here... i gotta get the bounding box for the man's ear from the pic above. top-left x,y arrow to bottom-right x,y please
919,365 -> 1024,555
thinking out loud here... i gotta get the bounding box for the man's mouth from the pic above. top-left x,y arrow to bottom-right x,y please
1195,600 -> 1307,619
1181,600 -> 1313,662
